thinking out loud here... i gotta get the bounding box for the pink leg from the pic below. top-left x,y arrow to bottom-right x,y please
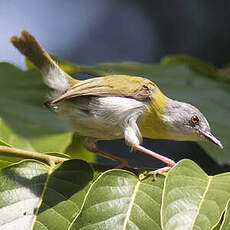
128,143 -> 176,177
153,166 -> 171,175
84,137 -> 130,169
130,144 -> 175,167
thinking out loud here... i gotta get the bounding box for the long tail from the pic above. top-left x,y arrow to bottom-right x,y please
10,30 -> 77,93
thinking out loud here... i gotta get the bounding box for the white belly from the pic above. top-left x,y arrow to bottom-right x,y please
56,96 -> 146,140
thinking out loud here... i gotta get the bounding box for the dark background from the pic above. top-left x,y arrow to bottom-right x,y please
1,0 -> 230,174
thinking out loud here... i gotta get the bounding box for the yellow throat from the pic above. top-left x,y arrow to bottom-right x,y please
138,88 -> 169,139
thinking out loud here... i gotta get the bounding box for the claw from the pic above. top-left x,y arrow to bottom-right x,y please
153,166 -> 171,178
139,166 -> 172,181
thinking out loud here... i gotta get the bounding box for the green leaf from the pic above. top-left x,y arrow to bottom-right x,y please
0,139 -> 20,168
0,63 -> 72,154
161,159 -> 230,230
213,223 -> 221,230
220,200 -> 230,230
161,54 -> 219,80
0,138 -> 11,147
0,159 -> 94,230
0,154 -> 21,169
0,160 -> 48,229
65,134 -> 95,163
72,170 -> 165,230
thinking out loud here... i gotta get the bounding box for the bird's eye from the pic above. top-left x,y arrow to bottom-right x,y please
190,115 -> 200,125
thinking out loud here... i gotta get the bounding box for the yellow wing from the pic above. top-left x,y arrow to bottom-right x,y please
51,75 -> 158,104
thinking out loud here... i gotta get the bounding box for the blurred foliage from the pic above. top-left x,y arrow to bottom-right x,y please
0,63 -> 72,153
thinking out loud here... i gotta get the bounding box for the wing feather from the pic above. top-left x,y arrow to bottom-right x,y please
51,75 -> 157,104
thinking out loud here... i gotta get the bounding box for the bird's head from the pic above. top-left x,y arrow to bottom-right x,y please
162,99 -> 223,149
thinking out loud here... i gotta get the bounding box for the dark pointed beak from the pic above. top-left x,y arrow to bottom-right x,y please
200,131 -> 223,149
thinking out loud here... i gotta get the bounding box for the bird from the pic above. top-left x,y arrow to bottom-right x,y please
10,30 -> 223,174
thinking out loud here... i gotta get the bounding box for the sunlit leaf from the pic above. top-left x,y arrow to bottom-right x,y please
161,159 -> 230,230
0,159 -> 93,230
0,63 -> 73,154
72,170 -> 164,230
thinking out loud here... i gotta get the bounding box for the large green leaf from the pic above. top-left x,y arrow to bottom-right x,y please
161,159 -> 230,230
72,170 -> 165,230
0,63 -> 72,153
0,159 -> 93,230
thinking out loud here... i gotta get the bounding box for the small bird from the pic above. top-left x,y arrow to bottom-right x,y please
10,30 -> 223,174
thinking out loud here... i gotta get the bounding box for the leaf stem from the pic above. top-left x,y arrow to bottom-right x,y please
0,145 -> 68,167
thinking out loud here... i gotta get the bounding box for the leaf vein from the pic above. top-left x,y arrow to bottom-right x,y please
190,176 -> 213,229
123,180 -> 140,230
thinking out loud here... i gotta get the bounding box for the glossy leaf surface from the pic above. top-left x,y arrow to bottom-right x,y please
0,159 -> 93,230
161,159 -> 230,230
72,170 -> 164,230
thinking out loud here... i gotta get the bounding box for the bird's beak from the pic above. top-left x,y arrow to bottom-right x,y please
200,130 -> 223,149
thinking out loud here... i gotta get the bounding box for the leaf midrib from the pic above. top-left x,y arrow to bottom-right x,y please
30,166 -> 53,229
122,180 -> 141,230
190,176 -> 212,229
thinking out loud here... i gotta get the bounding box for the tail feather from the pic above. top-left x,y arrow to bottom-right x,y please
10,30 -> 77,92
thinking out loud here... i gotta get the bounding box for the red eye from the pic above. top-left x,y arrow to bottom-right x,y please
190,115 -> 200,125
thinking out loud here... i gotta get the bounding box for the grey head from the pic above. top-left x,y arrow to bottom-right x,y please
162,98 -> 223,149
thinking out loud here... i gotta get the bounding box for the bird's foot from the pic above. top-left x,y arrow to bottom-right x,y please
153,166 -> 171,177
139,166 -> 172,181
